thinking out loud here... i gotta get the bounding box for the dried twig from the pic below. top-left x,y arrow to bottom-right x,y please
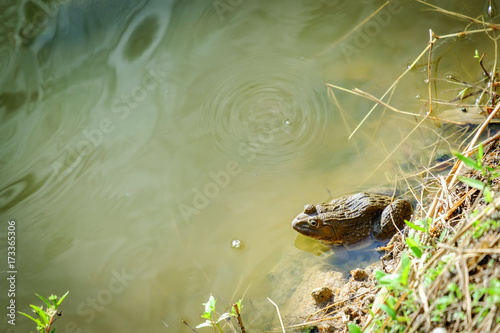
267,298 -> 286,333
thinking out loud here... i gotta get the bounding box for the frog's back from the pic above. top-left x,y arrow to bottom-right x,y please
322,192 -> 392,219
292,192 -> 408,248
319,193 -> 391,246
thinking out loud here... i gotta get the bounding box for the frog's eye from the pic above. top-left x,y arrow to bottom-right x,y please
304,204 -> 316,214
308,217 -> 320,228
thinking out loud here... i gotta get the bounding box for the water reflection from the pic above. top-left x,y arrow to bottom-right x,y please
0,174 -> 36,213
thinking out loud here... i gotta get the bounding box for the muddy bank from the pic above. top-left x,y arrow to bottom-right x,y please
277,131 -> 500,333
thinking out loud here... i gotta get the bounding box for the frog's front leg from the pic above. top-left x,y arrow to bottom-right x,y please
372,199 -> 412,241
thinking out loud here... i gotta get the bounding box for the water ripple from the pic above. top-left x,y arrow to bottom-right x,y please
196,53 -> 333,172
0,46 -> 14,78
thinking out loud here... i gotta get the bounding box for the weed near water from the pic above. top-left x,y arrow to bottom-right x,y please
346,139 -> 500,332
454,144 -> 500,203
185,295 -> 246,333
18,291 -> 69,333
349,207 -> 500,333
350,139 -> 500,333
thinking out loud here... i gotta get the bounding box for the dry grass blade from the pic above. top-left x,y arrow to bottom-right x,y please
427,101 -> 500,219
267,298 -> 286,333
416,0 -> 500,30
315,1 -> 391,59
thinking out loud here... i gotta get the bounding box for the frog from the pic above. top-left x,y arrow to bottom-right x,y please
291,192 -> 412,249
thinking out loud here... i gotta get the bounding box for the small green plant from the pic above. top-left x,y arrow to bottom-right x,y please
474,49 -> 481,60
196,295 -> 244,333
431,282 -> 463,322
19,291 -> 69,333
404,217 -> 435,256
347,321 -> 362,333
453,144 -> 500,203
375,251 -> 412,291
365,216 -> 447,333
368,251 -> 418,331
472,218 -> 500,239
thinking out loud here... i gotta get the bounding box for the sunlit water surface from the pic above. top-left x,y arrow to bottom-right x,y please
0,0 -> 493,332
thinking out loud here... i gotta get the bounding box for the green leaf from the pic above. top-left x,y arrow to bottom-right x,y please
400,251 -> 411,286
453,152 -> 481,171
374,270 -> 387,282
474,49 -> 480,59
347,322 -> 362,333
424,217 -> 432,230
484,187 -> 492,203
477,144 -> 483,161
379,303 -> 397,320
203,296 -> 216,315
56,291 -> 70,308
448,283 -> 463,299
457,88 -> 468,100
404,220 -> 426,232
484,278 -> 500,298
49,294 -> 58,307
216,312 -> 232,323
232,299 -> 243,315
406,237 -> 422,258
35,294 -> 52,309
377,272 -> 402,289
386,296 -> 397,309
30,305 -> 48,325
457,176 -> 486,191
196,320 -> 213,329
201,312 -> 211,319
18,311 -> 42,326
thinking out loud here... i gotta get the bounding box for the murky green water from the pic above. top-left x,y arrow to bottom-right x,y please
0,0 -> 494,332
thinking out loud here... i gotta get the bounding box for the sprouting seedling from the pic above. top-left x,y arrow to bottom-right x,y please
19,291 -> 69,333
474,49 -> 481,60
196,295 -> 244,333
473,49 -> 492,81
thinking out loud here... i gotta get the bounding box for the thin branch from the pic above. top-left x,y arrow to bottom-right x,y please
233,303 -> 246,333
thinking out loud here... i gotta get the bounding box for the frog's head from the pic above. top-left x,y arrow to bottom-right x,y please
292,204 -> 339,244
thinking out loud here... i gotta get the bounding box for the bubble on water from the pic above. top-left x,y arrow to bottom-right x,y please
230,238 -> 243,250
283,119 -> 292,126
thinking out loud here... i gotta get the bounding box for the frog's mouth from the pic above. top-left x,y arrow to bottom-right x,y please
292,217 -> 338,243
291,217 -> 309,233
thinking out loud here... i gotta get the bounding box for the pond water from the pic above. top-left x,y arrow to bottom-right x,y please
0,0 -> 493,332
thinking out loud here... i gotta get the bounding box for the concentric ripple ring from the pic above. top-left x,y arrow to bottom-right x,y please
196,53 -> 334,172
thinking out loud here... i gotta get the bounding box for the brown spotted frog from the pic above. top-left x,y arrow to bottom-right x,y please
292,192 -> 412,249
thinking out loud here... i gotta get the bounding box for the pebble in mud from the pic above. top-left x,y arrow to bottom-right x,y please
351,268 -> 368,281
311,286 -> 333,304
